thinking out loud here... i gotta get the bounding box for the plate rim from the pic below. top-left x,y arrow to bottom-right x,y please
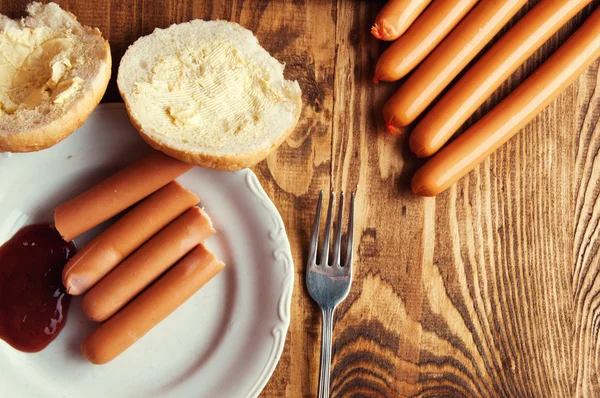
240,167 -> 295,398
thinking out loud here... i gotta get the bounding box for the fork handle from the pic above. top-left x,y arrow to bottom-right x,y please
318,307 -> 334,398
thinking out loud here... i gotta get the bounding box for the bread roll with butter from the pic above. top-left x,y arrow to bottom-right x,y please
0,2 -> 111,152
118,20 -> 302,170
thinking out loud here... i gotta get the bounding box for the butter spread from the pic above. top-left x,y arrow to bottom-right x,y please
132,40 -> 287,144
0,26 -> 83,115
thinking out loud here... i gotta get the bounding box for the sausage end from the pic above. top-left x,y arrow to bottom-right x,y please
411,172 -> 439,197
81,291 -> 111,322
385,122 -> 405,136
63,275 -> 86,296
81,333 -> 113,365
371,24 -> 384,40
409,134 -> 435,158
53,209 -> 73,243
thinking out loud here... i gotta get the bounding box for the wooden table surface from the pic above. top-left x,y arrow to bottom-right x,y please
3,0 -> 600,396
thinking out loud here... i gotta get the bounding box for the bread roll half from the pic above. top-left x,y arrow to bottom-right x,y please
117,20 -> 302,170
0,2 -> 111,152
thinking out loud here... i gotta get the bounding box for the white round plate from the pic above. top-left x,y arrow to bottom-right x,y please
0,104 -> 294,398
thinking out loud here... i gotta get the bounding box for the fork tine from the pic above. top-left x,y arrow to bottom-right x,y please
345,191 -> 355,268
319,191 -> 335,265
308,190 -> 323,265
332,192 -> 345,266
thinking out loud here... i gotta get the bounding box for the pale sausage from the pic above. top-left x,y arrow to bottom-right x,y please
374,0 -> 478,83
62,181 -> 199,296
55,150 -> 193,241
81,245 -> 224,365
383,0 -> 528,134
412,8 -> 600,196
81,207 -> 215,322
371,0 -> 432,42
410,0 -> 593,157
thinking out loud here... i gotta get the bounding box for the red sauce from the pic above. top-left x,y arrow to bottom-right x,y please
0,224 -> 76,353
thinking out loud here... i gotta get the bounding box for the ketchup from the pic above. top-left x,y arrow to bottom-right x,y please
0,224 -> 76,353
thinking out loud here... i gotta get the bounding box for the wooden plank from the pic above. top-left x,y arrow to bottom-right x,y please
326,1 -> 599,397
2,0 -> 600,396
327,1 -> 428,396
239,2 -> 339,397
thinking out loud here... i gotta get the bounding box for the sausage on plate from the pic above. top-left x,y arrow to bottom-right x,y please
81,244 -> 225,365
55,150 -> 193,242
62,181 -> 199,295
81,206 -> 215,322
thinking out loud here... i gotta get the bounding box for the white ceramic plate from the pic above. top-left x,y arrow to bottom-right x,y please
0,104 -> 294,398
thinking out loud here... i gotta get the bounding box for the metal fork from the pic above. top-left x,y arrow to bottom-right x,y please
306,190 -> 355,398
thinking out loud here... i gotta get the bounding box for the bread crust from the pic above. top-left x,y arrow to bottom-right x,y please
121,88 -> 302,171
0,40 -> 111,152
117,20 -> 302,171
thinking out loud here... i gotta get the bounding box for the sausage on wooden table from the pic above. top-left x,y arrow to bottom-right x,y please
412,8 -> 600,197
410,0 -> 594,157
374,0 -> 478,83
371,0 -> 432,41
383,0 -> 528,134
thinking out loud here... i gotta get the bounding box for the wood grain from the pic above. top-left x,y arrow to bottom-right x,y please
2,0 -> 600,396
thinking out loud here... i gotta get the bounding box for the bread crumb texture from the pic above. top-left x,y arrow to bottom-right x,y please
0,2 -> 109,136
118,20 -> 302,166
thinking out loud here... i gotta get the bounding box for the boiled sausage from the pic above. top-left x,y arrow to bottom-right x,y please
81,207 -> 215,322
62,181 -> 199,295
383,0 -> 527,133
55,150 -> 193,241
412,8 -> 600,196
81,245 -> 224,364
410,0 -> 593,157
